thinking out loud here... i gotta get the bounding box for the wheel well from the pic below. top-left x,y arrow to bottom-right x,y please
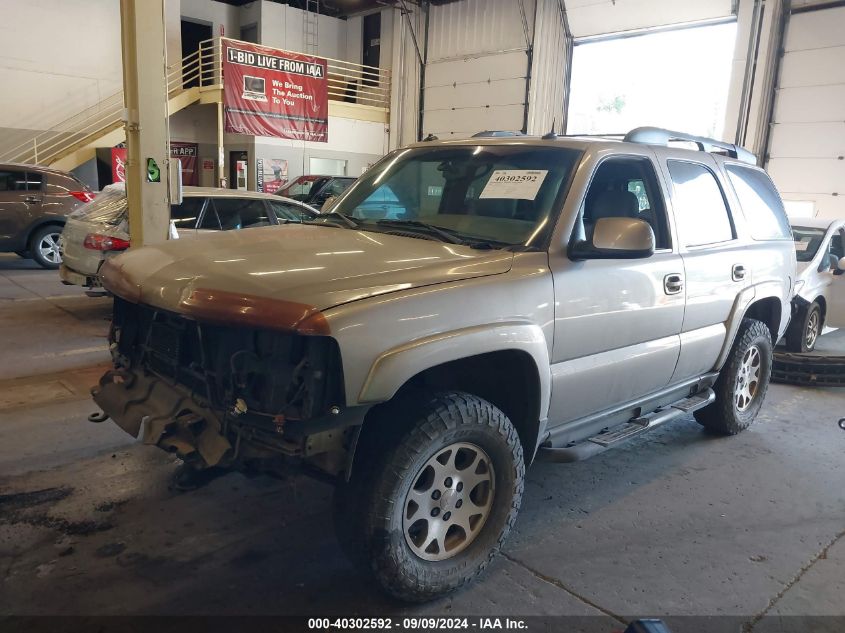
27,221 -> 65,245
364,350 -> 543,464
744,297 -> 782,342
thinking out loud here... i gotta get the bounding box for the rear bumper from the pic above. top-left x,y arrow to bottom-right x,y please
59,263 -> 102,288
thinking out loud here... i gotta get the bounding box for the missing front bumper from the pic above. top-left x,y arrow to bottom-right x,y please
92,368 -> 231,467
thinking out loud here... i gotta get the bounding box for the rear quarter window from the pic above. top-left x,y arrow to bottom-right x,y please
725,164 -> 791,240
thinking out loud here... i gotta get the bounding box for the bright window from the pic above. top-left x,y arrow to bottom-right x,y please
567,22 -> 737,138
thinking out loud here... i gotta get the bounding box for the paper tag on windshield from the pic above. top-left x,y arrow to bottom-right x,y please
479,170 -> 548,200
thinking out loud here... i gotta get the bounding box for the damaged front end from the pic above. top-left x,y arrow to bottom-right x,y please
93,297 -> 366,479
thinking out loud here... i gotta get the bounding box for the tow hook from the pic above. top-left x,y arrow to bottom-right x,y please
88,410 -> 110,423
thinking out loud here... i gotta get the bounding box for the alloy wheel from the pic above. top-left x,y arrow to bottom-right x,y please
403,441 -> 495,562
38,232 -> 62,265
735,345 -> 761,412
804,310 -> 819,350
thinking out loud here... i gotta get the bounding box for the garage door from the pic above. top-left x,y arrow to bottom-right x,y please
766,5 -> 845,218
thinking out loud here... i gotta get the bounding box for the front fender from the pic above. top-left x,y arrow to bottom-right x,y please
357,321 -> 551,421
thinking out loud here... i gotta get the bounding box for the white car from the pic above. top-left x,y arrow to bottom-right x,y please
787,218 -> 845,351
59,184 -> 317,292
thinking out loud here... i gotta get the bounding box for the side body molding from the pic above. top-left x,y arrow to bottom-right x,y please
357,321 -> 552,421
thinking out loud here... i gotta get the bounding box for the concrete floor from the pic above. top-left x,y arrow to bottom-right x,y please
1,257 -> 844,631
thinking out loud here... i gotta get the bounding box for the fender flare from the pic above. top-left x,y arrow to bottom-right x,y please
715,282 -> 785,369
356,321 -> 552,422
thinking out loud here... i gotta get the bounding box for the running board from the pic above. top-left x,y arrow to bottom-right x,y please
537,388 -> 715,463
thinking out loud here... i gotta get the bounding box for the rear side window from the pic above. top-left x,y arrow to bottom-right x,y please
24,172 -> 43,191
171,197 -> 205,230
668,160 -> 734,247
207,198 -> 272,230
725,165 -> 791,240
0,170 -> 27,191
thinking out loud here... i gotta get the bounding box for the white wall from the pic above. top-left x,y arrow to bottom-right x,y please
259,1 -> 346,60
0,0 -> 122,151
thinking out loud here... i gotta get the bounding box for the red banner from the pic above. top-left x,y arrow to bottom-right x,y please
111,143 -> 198,186
223,40 -> 328,142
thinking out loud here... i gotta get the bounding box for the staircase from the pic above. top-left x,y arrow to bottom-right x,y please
0,39 -> 221,172
0,36 -> 392,174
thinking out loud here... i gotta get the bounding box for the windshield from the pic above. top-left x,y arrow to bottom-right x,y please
792,226 -> 827,263
278,176 -> 328,201
326,145 -> 581,247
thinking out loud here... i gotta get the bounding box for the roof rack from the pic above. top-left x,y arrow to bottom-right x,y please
472,130 -> 525,138
624,127 -> 757,165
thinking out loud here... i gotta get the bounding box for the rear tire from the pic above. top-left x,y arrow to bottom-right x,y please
29,225 -> 63,269
785,301 -> 821,352
695,318 -> 772,435
335,391 -> 524,602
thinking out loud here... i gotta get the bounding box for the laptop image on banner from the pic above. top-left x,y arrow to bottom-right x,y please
242,75 -> 268,102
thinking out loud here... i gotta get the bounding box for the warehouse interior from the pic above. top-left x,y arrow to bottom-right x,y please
1,0 -> 844,630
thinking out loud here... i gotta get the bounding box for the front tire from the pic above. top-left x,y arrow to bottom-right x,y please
785,301 -> 821,352
695,318 -> 772,435
336,391 -> 524,602
29,225 -> 63,269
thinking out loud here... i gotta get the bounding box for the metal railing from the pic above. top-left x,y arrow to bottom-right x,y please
0,37 -> 390,167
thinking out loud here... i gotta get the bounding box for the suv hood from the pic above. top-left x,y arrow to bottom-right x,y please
102,224 -> 514,328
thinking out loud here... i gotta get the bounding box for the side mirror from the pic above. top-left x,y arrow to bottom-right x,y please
838,256 -> 845,271
569,217 -> 655,260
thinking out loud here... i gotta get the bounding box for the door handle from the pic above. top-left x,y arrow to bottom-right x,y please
24,195 -> 39,204
664,273 -> 684,295
732,264 -> 746,281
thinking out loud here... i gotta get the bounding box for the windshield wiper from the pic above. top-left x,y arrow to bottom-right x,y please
304,212 -> 360,229
375,219 -> 465,245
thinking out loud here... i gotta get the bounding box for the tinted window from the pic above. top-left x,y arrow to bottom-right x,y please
668,160 -> 734,247
268,200 -> 312,222
582,156 -> 671,249
210,198 -> 272,230
725,165 -> 790,240
171,197 -> 205,230
323,178 -> 352,196
0,170 -> 27,192
25,172 -> 43,191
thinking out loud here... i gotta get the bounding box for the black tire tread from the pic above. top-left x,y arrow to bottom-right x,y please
784,301 -> 820,353
340,391 -> 524,603
695,318 -> 772,435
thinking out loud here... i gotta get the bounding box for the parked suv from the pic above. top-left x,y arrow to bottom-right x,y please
0,163 -> 93,268
60,185 -> 316,292
91,128 -> 794,602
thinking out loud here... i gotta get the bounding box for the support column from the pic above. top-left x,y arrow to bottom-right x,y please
120,0 -> 171,246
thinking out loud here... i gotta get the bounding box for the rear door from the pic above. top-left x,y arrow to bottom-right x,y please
0,169 -> 41,247
658,153 -> 751,383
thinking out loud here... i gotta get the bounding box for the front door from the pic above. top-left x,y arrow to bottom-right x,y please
548,154 -> 685,425
820,228 -> 845,328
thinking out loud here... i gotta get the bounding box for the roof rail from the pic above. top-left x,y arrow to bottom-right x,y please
624,127 -> 757,165
472,130 -> 525,138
